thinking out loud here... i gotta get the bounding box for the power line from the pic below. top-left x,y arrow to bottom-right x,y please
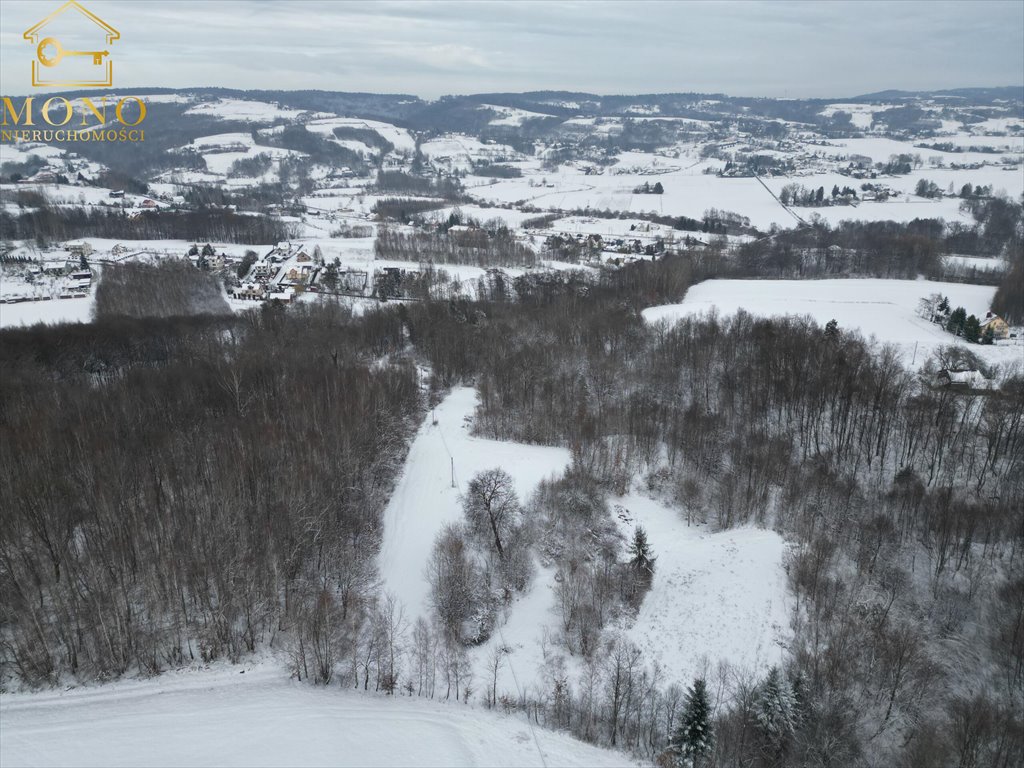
433,412 -> 548,768
495,619 -> 549,768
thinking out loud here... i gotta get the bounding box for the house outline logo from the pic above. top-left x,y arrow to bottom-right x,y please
23,1 -> 120,88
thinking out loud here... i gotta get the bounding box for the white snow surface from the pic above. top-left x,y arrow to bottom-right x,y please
423,205 -> 545,229
0,662 -> 632,768
0,295 -> 94,328
379,387 -> 571,622
304,117 -> 417,153
642,278 -> 1023,370
611,495 -> 791,688
184,98 -> 306,123
480,104 -> 554,126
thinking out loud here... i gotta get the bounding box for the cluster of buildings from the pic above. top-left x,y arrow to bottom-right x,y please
229,242 -> 371,303
0,249 -> 92,305
230,242 -> 318,303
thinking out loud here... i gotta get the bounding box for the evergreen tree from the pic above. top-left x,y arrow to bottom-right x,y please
824,318 -> 840,341
754,667 -> 797,766
78,250 -> 88,270
653,181 -> 664,194
946,306 -> 967,336
628,526 -> 656,582
670,678 -> 713,768
236,250 -> 257,280
411,139 -> 425,176
321,262 -> 339,292
963,314 -> 981,343
789,669 -> 808,725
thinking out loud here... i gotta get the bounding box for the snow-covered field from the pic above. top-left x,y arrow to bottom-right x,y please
422,205 -> 545,229
612,495 -> 790,688
304,116 -> 417,154
479,104 -> 555,127
643,278 -> 1022,370
466,156 -> 1011,230
0,662 -> 631,768
0,295 -> 94,328
184,98 -> 307,123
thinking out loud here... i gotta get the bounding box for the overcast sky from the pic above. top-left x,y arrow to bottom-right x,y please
1,0 -> 1021,98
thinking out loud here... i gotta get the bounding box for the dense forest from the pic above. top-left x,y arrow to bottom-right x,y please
95,261 -> 230,319
1,242 -> 1022,768
375,225 -> 538,268
0,204 -> 293,247
1,304 -> 419,684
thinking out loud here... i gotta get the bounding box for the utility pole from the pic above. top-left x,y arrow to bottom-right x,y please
451,457 -> 455,489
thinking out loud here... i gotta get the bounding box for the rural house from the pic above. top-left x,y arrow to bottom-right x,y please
980,312 -> 1010,340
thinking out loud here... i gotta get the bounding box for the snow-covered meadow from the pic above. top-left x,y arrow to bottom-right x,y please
0,662 -> 631,768
0,295 -> 94,328
611,495 -> 791,690
643,278 -> 1022,371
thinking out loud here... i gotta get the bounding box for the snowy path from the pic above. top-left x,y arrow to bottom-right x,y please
378,387 -> 571,622
0,663 -> 632,768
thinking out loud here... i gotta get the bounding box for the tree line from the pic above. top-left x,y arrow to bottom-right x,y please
375,225 -> 537,268
0,204 -> 293,247
729,200 -> 1022,282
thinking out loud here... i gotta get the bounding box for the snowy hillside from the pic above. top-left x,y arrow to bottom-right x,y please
379,387 -> 794,702
0,663 -> 632,768
611,495 -> 791,688
643,278 -> 1023,370
2,81 -> 1021,768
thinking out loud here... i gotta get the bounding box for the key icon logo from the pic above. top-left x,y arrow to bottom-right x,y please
23,1 -> 120,87
37,38 -> 110,68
